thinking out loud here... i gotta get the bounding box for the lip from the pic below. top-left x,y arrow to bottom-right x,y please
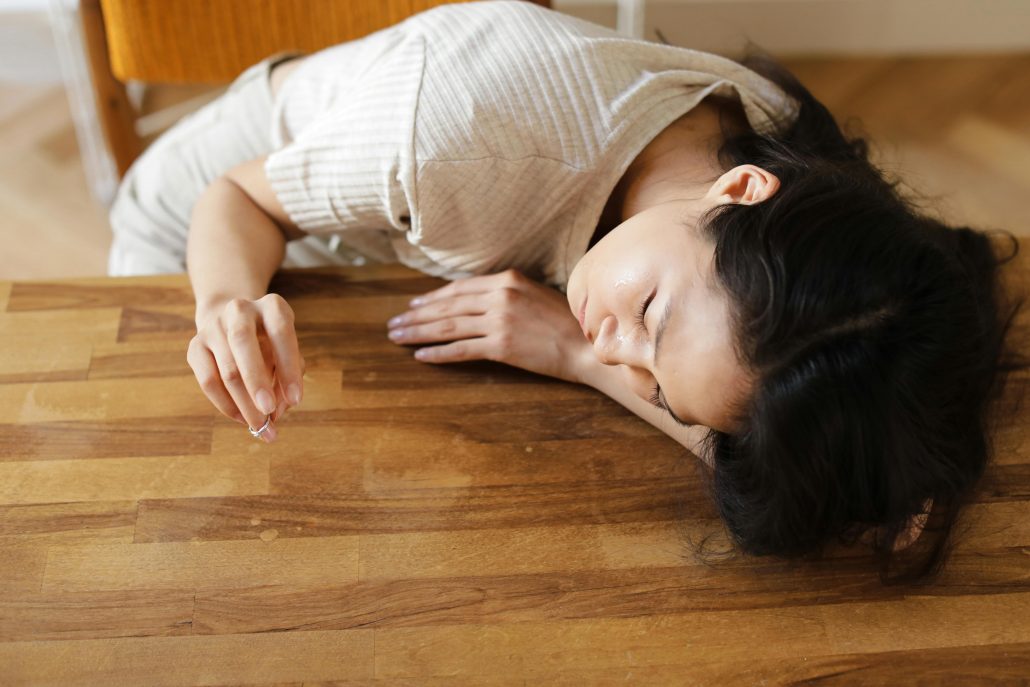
578,294 -> 590,341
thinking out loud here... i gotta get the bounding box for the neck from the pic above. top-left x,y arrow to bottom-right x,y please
589,98 -> 740,250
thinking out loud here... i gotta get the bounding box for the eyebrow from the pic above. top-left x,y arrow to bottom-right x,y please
652,299 -> 694,428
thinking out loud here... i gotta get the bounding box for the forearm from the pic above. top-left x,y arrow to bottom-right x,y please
577,355 -> 714,467
186,177 -> 287,321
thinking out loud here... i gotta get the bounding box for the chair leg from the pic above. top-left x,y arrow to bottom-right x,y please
79,0 -> 142,177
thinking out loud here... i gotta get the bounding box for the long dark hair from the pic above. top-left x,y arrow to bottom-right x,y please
662,36 -> 1029,584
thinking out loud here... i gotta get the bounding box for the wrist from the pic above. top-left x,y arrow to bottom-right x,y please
570,343 -> 605,388
194,295 -> 236,327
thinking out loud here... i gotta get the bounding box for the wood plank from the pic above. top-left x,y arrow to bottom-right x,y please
0,500 -> 137,547
88,340 -> 195,380
0,307 -> 120,344
372,609 -> 830,679
357,521 -> 720,581
0,308 -> 120,382
0,372 -> 600,424
6,277 -> 195,311
0,451 -> 268,506
41,535 -> 359,592
133,475 -> 708,542
946,115 -> 1030,189
0,376 -> 214,423
0,629 -> 373,686
0,415 -> 212,462
0,588 -> 193,641
820,591 -> 1030,654
0,545 -> 47,598
190,559 -> 911,636
539,642 -> 1030,685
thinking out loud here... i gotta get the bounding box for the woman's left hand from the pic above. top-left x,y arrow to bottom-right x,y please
386,268 -> 594,384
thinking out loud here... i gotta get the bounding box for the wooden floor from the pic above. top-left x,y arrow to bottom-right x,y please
1,52 -> 1029,281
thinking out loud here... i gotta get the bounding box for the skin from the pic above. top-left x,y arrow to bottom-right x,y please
564,167 -> 778,434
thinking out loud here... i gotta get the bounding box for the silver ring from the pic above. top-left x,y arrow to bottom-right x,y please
248,415 -> 272,438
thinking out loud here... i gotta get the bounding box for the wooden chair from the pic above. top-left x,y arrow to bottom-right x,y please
79,0 -> 552,178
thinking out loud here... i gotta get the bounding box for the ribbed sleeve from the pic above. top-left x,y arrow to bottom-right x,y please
264,31 -> 425,238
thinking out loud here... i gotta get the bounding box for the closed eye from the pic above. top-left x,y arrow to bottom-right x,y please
635,288 -> 656,332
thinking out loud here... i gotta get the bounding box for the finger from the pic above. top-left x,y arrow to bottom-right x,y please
257,294 -> 304,407
208,329 -> 275,440
409,269 -> 524,307
391,292 -> 489,328
389,315 -> 488,345
271,379 -> 289,424
413,337 -> 494,364
221,299 -> 278,416
187,337 -> 246,425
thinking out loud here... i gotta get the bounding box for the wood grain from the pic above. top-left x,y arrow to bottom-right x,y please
0,256 -> 1028,684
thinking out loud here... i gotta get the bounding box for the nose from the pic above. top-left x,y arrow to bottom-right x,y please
593,314 -> 648,368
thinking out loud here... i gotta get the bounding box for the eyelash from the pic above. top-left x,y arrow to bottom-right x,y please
648,385 -> 663,409
635,288 -> 655,332
636,288 -> 662,410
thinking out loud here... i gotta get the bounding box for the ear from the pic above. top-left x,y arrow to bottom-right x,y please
891,498 -> 934,552
708,164 -> 780,205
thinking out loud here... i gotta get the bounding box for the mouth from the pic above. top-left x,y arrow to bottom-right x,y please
578,294 -> 591,341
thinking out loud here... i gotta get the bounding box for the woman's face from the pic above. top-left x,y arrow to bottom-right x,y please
566,197 -> 754,434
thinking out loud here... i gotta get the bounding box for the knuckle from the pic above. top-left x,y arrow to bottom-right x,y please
227,324 -> 252,343
198,372 -> 221,391
496,332 -> 515,356
219,365 -> 242,385
503,268 -> 523,285
264,294 -> 295,322
496,287 -> 518,306
224,298 -> 248,317
264,319 -> 291,339
438,319 -> 457,336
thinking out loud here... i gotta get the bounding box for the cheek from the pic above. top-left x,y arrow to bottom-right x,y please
619,365 -> 656,400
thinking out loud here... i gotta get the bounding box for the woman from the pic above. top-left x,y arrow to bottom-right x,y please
108,1 -> 1026,583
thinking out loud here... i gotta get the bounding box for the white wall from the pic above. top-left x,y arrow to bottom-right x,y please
0,0 -> 52,11
554,0 -> 1030,57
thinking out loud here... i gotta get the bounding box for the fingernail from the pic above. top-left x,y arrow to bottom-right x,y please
388,314 -> 406,327
409,297 -> 425,307
263,425 -> 278,443
287,383 -> 302,406
414,348 -> 428,360
388,328 -> 406,340
233,412 -> 246,425
256,389 -> 276,414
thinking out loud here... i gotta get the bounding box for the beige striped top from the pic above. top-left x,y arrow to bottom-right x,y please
265,0 -> 800,288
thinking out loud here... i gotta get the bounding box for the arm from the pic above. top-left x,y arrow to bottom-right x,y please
187,156 -> 306,317
184,157 -> 309,441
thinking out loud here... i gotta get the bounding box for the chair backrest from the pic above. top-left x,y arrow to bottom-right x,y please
99,0 -> 552,84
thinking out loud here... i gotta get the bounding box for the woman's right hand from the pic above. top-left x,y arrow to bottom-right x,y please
187,293 -> 305,442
